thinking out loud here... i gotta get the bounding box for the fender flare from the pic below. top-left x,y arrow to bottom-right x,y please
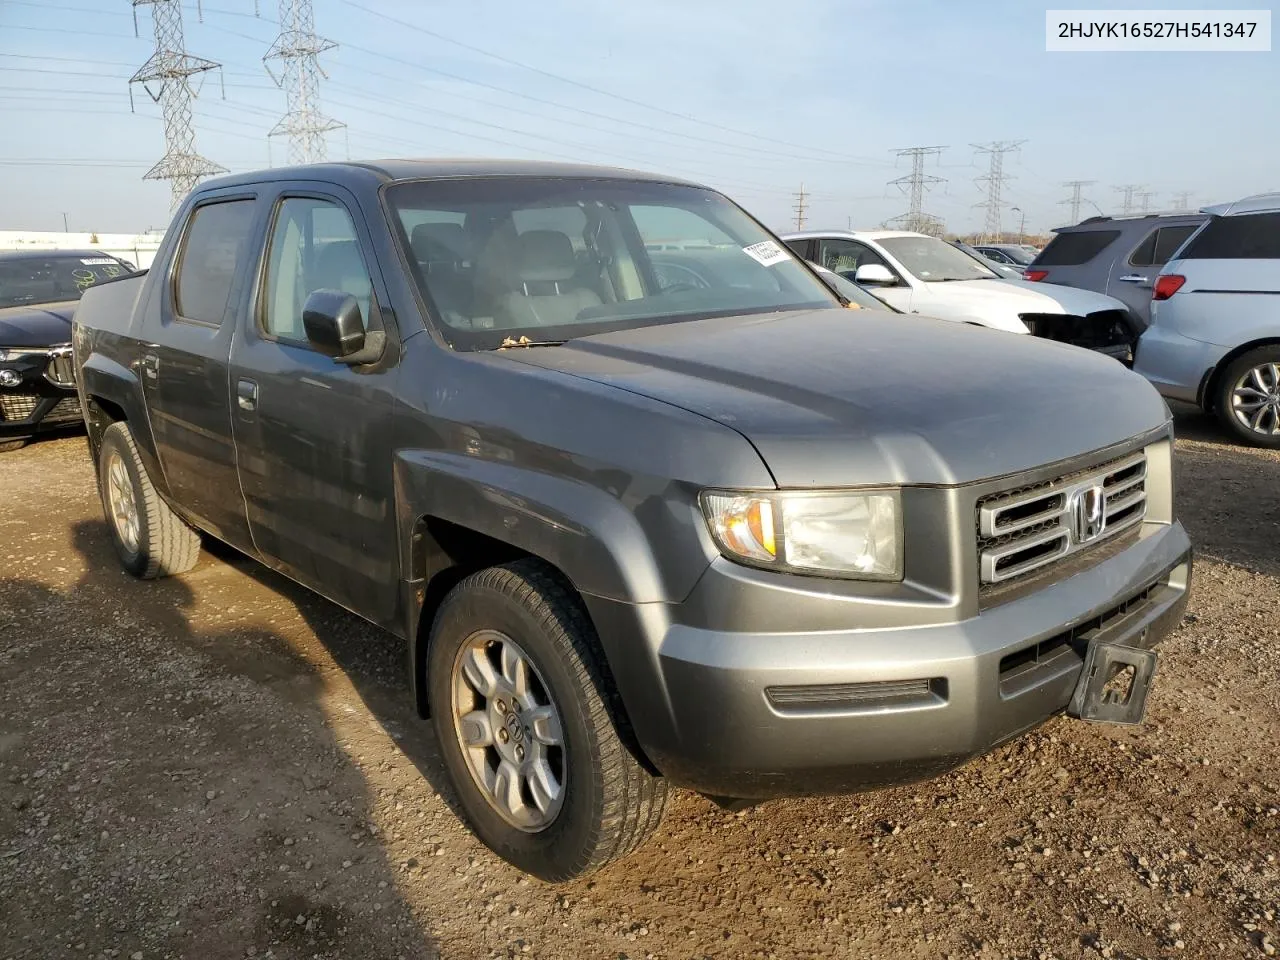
78,352 -> 166,492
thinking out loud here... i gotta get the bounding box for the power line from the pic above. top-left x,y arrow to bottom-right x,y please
1060,179 -> 1096,225
1114,184 -> 1144,216
129,0 -> 227,211
262,0 -> 343,164
885,146 -> 946,235
972,140 -> 1026,243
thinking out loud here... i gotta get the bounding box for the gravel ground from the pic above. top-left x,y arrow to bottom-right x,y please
2,409 -> 1278,960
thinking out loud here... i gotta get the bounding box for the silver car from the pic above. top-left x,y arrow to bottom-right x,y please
1134,193 -> 1280,446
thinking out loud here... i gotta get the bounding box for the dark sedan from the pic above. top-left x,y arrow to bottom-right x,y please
0,250 -> 134,451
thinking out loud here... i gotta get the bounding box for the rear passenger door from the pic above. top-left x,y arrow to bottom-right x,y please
142,191 -> 258,550
1107,223 -> 1199,323
228,185 -> 403,627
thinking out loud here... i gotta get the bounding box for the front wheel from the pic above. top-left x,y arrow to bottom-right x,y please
1217,347 -> 1280,448
97,421 -> 201,577
428,560 -> 668,881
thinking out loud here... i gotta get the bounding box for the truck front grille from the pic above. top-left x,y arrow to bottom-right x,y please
977,451 -> 1147,586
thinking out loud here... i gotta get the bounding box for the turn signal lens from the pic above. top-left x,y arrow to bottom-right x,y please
1153,275 -> 1186,300
1023,269 -> 1049,282
701,494 -> 776,562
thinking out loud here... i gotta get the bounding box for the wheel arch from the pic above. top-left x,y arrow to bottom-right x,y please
1199,337 -> 1280,412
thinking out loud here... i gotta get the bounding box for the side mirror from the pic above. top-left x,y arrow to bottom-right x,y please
303,289 -> 366,358
854,263 -> 896,286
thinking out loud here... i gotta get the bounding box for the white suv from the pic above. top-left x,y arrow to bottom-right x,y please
783,229 -> 1138,358
1134,193 -> 1280,447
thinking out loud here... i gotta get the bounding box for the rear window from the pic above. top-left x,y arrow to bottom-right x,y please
1128,224 -> 1199,267
1033,230 -> 1121,266
1179,212 -> 1280,260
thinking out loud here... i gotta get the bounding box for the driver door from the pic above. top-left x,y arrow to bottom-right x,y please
816,238 -> 912,312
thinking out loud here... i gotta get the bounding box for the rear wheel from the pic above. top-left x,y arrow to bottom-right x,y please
428,559 -> 668,881
97,421 -> 201,577
1217,347 -> 1280,448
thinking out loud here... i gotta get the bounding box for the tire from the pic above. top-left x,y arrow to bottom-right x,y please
97,421 -> 201,578
0,439 -> 27,454
1216,346 -> 1280,448
428,559 -> 668,881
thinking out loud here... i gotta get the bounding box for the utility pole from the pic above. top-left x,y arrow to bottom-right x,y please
1114,184 -> 1144,216
264,0 -> 344,165
1170,191 -> 1194,212
129,0 -> 226,211
1060,179 -> 1096,224
1011,206 -> 1027,244
61,212 -> 69,232
972,140 -> 1025,243
792,183 -> 809,231
1138,190 -> 1158,214
886,146 -> 946,236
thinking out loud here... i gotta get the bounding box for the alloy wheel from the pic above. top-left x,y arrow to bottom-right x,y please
105,452 -> 140,554
450,629 -> 566,832
1231,362 -> 1280,437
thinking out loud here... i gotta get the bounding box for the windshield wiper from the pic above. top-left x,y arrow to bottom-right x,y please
497,335 -> 567,349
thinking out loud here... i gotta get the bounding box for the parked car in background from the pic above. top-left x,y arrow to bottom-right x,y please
0,249 -> 134,452
1024,213 -> 1207,325
74,159 -> 1190,880
783,229 -> 1138,357
975,243 -> 1035,268
1133,194 -> 1280,446
950,240 -> 1024,279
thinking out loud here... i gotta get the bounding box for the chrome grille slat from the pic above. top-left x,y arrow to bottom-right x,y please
977,449 -> 1149,586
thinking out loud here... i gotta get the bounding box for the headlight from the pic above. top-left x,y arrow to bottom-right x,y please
701,489 -> 903,580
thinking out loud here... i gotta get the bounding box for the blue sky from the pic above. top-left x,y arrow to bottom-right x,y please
0,0 -> 1277,235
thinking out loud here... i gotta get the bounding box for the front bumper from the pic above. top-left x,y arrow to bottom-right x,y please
586,520 -> 1191,799
0,347 -> 81,440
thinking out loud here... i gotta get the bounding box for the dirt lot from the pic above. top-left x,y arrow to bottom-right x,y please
2,410 -> 1278,960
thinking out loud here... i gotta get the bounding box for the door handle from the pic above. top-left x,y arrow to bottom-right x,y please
141,353 -> 159,380
236,378 -> 259,412
1117,274 -> 1149,283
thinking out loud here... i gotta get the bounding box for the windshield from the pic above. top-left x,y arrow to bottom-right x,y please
0,254 -> 130,309
879,236 -> 999,282
387,178 -> 836,350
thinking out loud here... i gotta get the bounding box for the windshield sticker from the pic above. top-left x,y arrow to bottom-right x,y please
79,258 -> 117,265
742,240 -> 789,267
72,268 -> 99,290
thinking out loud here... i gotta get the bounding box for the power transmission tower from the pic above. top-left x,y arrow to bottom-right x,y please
1137,190 -> 1159,215
1060,179 -> 1096,225
972,140 -> 1025,243
129,0 -> 226,211
1170,191 -> 1194,212
792,183 -> 809,231
1114,184 -> 1144,216
264,0 -> 344,165
885,146 -> 946,235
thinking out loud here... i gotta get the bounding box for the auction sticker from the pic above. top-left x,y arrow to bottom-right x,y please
742,240 -> 789,267
80,258 -> 118,265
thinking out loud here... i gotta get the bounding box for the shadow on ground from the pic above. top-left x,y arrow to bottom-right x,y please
0,518 -> 440,960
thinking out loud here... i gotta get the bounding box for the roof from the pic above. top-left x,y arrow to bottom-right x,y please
781,229 -> 927,241
1053,211 -> 1207,234
1202,192 -> 1280,217
0,249 -> 127,261
197,159 -> 704,192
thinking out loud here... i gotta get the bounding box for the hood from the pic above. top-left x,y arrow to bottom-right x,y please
922,278 -> 1125,316
506,309 -> 1169,487
0,302 -> 75,348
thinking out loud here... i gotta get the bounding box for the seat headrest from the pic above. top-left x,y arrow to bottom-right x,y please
411,221 -> 467,263
313,240 -> 370,297
514,230 -> 576,284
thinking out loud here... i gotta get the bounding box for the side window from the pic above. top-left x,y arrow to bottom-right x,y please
784,239 -> 812,260
818,238 -> 886,276
1175,215 -> 1280,260
1035,229 -> 1121,266
262,197 -> 372,342
174,199 -> 256,324
1129,225 -> 1198,267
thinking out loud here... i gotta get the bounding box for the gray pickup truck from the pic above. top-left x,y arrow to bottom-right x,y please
73,160 -> 1192,881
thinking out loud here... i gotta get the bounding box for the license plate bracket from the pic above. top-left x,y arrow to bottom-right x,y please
1067,640 -> 1158,725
